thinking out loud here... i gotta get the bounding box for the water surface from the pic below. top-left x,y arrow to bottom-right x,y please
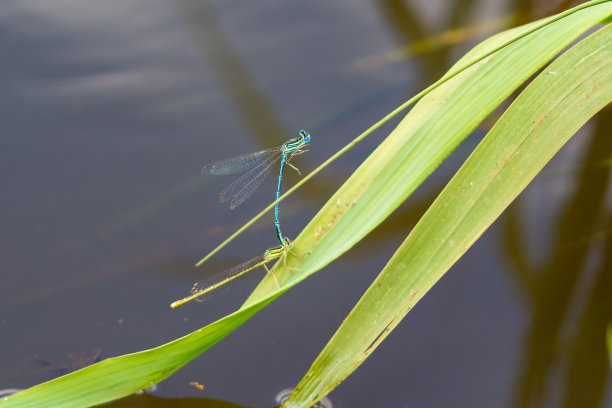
1,1 -> 611,407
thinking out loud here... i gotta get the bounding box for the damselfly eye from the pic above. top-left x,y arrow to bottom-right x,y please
299,130 -> 311,143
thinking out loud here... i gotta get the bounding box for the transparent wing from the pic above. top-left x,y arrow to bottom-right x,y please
201,147 -> 282,175
219,154 -> 281,209
191,253 -> 267,296
171,253 -> 269,308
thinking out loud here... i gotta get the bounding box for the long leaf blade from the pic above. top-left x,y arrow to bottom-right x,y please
283,24 -> 612,407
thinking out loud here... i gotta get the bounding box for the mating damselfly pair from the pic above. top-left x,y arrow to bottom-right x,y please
171,130 -> 310,308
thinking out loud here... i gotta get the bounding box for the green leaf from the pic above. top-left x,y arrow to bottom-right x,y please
283,23 -> 612,407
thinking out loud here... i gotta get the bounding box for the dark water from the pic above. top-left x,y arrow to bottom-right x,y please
1,1 -> 611,407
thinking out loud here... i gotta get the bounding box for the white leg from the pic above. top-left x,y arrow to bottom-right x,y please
286,162 -> 302,175
264,263 -> 280,288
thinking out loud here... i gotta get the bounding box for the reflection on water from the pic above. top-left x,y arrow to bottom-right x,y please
1,0 -> 611,407
105,392 -> 247,408
173,0 -> 288,145
275,388 -> 333,408
375,0 -> 482,82
0,390 -> 22,399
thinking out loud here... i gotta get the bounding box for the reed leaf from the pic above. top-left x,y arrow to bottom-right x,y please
283,22 -> 612,407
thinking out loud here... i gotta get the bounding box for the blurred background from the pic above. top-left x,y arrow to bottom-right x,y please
1,0 -> 611,407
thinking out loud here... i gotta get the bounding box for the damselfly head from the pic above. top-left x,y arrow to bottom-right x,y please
285,130 -> 310,152
299,129 -> 311,144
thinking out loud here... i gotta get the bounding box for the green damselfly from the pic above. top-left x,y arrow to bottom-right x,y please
171,238 -> 292,309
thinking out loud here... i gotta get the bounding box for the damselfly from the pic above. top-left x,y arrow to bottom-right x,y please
201,130 -> 310,247
171,238 -> 292,309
